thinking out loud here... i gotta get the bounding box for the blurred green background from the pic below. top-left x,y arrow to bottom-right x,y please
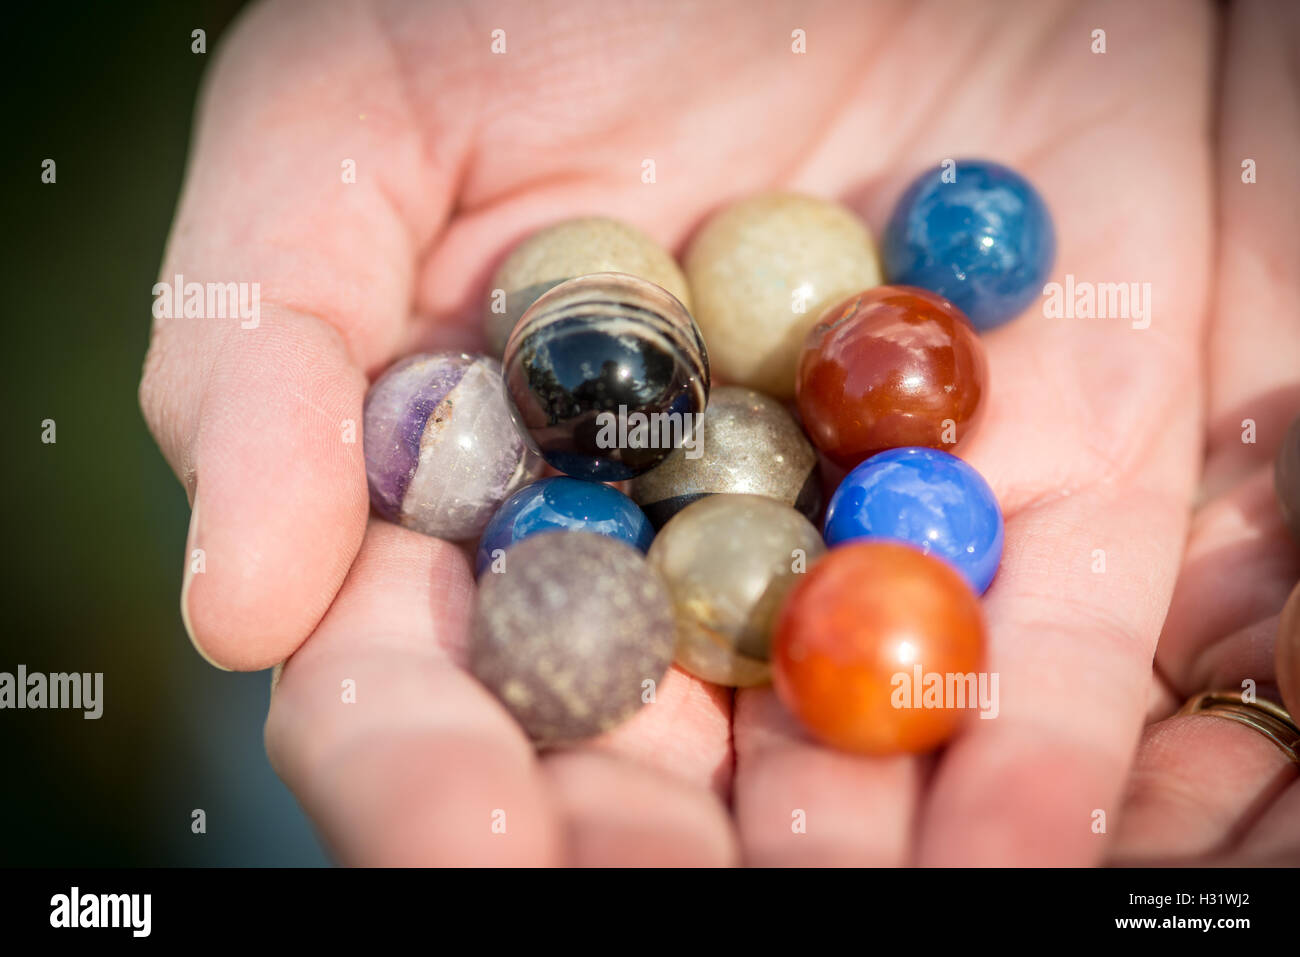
2,0 -> 327,865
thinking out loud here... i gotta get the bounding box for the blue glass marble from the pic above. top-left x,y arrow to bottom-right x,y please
882,160 -> 1055,331
476,476 -> 654,576
822,447 -> 1003,594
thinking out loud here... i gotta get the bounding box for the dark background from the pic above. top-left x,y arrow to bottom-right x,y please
2,0 -> 327,865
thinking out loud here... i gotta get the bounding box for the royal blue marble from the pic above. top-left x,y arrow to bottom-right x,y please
882,160 -> 1055,331
823,447 -> 1003,594
476,476 -> 654,575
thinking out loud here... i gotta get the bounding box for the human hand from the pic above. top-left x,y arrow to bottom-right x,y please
1109,0 -> 1300,866
144,0 -> 1217,864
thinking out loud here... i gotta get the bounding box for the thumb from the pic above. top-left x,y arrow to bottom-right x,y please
141,1 -> 458,669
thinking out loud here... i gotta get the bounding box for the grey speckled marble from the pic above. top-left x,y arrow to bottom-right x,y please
470,531 -> 675,745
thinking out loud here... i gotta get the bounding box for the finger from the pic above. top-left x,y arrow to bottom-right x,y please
539,661 -> 736,864
1198,0 -> 1300,501
1191,616 -> 1281,697
1109,713 -> 1298,865
1222,772 -> 1300,865
141,0 -> 462,669
1281,582 -> 1300,716
732,688 -> 921,867
1155,468 -> 1298,696
906,0 -> 1216,862
917,479 -> 1193,866
265,520 -> 560,866
1154,0 -> 1300,695
573,666 -> 733,796
148,309 -> 371,672
541,750 -> 739,866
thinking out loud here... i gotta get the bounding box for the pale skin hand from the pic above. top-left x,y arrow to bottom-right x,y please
141,0 -> 1218,864
1109,0 -> 1300,866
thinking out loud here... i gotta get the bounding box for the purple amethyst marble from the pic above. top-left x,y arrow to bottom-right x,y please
364,352 -> 543,541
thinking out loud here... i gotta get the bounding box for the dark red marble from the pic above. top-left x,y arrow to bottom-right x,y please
795,285 -> 988,469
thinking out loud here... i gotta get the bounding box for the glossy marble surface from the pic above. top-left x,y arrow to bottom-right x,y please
503,273 -> 710,481
363,352 -> 542,541
684,192 -> 881,398
470,532 -> 675,746
823,447 -> 1003,594
484,217 -> 691,357
476,476 -> 653,576
796,285 -> 988,469
883,160 -> 1055,331
629,385 -> 821,529
647,494 -> 826,686
772,542 -> 986,755
1276,413 -> 1300,545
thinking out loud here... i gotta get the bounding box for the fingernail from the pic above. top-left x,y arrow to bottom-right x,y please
180,495 -> 230,671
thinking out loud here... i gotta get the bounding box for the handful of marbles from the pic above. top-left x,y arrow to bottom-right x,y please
361,160 -> 1055,756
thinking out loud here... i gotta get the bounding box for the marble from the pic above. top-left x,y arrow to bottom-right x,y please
883,160 -> 1055,331
647,494 -> 826,686
628,385 -> 821,529
469,531 -> 675,746
1276,413 -> 1300,546
485,216 -> 692,357
797,285 -> 988,469
363,352 -> 542,540
684,192 -> 881,398
503,272 -> 710,481
823,447 -> 1003,594
476,476 -> 653,576
772,541 -> 987,755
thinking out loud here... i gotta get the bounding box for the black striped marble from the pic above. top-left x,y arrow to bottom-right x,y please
502,272 -> 710,481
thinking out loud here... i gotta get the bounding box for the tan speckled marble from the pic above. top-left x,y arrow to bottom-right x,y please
684,192 -> 881,398
648,494 -> 826,687
485,217 -> 692,356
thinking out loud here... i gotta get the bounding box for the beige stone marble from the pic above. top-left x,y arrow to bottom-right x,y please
485,217 -> 691,356
684,192 -> 881,398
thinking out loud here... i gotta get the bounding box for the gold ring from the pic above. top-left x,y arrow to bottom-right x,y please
1179,691 -> 1300,764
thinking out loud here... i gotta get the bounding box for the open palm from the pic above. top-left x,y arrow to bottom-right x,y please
142,0 -> 1219,864
1110,0 -> 1299,867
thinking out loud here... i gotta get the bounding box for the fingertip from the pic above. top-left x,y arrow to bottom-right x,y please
177,316 -> 371,671
182,477 -> 368,672
180,497 -> 231,672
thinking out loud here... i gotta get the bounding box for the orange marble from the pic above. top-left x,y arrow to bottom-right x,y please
795,285 -> 988,469
772,542 -> 987,754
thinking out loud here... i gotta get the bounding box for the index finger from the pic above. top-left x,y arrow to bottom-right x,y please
141,0 -> 465,669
